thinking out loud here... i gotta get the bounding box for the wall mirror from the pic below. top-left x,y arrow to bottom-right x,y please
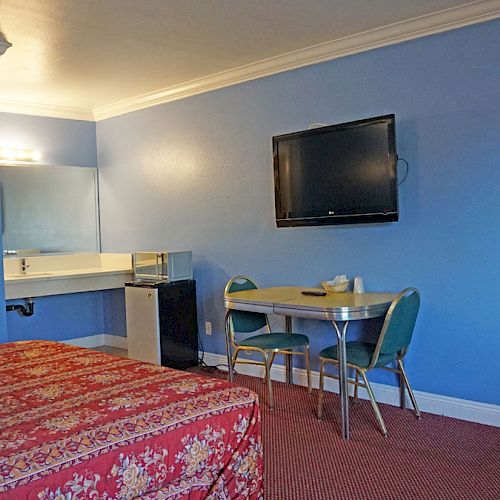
0,164 -> 100,255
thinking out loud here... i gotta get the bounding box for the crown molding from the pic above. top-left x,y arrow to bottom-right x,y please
94,0 -> 500,121
0,97 -> 94,121
1,1 -> 499,122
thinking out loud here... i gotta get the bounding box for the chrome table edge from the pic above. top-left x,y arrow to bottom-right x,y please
225,297 -> 392,321
273,303 -> 391,321
224,298 -> 274,315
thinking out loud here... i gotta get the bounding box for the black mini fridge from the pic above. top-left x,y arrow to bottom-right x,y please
125,279 -> 199,369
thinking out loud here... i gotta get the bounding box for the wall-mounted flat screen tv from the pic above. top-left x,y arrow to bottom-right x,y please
273,114 -> 398,227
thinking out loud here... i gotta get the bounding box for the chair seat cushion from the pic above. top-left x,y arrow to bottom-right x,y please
319,341 -> 396,368
239,333 -> 309,350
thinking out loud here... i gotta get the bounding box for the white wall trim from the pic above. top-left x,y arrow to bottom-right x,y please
93,1 -> 500,121
202,352 -> 500,428
60,336 -> 500,427
103,334 -> 128,349
63,334 -> 127,349
0,97 -> 94,121
1,2 -> 498,121
63,334 -> 104,348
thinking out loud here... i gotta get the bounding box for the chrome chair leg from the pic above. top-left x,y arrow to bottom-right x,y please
266,351 -> 276,384
263,353 -> 269,385
359,370 -> 387,437
398,359 -> 406,410
318,359 -> 325,419
399,374 -> 406,410
305,345 -> 312,394
398,359 -> 421,419
352,370 -> 360,406
264,352 -> 274,411
225,312 -> 234,381
230,348 -> 240,382
269,351 -> 276,367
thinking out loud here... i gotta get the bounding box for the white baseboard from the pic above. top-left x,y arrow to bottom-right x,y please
202,352 -> 500,428
103,334 -> 128,349
63,334 -> 128,350
62,337 -> 499,428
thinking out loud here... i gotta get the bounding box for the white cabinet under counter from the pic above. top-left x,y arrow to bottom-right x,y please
4,253 -> 133,300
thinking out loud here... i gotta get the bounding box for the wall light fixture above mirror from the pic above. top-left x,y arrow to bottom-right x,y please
0,147 -> 42,162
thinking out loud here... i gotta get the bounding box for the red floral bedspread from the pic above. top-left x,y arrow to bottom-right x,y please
0,340 -> 263,499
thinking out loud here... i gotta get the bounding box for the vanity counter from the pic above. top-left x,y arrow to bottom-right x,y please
4,253 -> 133,300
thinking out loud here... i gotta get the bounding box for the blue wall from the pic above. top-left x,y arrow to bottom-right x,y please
97,20 -> 500,405
0,112 -> 97,167
1,21 -> 498,404
0,113 -> 124,341
6,292 -> 104,342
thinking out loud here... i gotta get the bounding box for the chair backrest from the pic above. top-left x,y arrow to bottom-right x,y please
225,276 -> 268,342
370,288 -> 420,367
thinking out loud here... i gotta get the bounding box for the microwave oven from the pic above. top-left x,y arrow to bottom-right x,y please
132,251 -> 193,282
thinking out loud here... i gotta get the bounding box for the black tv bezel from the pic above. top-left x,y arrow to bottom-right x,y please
273,114 -> 398,228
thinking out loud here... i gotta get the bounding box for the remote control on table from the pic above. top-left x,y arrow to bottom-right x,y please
301,290 -> 327,296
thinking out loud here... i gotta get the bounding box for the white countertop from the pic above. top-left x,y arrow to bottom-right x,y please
4,253 -> 133,299
4,266 -> 131,282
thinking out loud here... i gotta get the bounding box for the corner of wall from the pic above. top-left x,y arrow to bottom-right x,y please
0,219 -> 8,342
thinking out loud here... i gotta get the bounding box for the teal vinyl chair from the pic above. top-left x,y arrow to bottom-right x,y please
224,275 -> 312,410
317,288 -> 421,436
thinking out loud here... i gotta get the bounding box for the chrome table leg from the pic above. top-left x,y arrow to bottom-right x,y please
333,320 -> 350,440
285,316 -> 293,384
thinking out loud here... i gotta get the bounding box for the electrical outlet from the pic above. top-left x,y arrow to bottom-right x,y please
205,321 -> 212,336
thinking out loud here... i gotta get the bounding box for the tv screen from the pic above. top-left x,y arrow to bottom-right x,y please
273,114 -> 398,227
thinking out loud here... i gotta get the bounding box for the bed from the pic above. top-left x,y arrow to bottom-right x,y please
0,340 -> 263,499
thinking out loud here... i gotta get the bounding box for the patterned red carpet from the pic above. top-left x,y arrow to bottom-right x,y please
195,368 -> 500,500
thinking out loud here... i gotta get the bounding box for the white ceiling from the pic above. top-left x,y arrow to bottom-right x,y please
0,0 -> 498,120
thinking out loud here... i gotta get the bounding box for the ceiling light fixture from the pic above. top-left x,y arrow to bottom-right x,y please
0,39 -> 12,56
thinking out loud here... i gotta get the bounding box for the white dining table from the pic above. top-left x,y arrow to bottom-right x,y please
224,286 -> 396,440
